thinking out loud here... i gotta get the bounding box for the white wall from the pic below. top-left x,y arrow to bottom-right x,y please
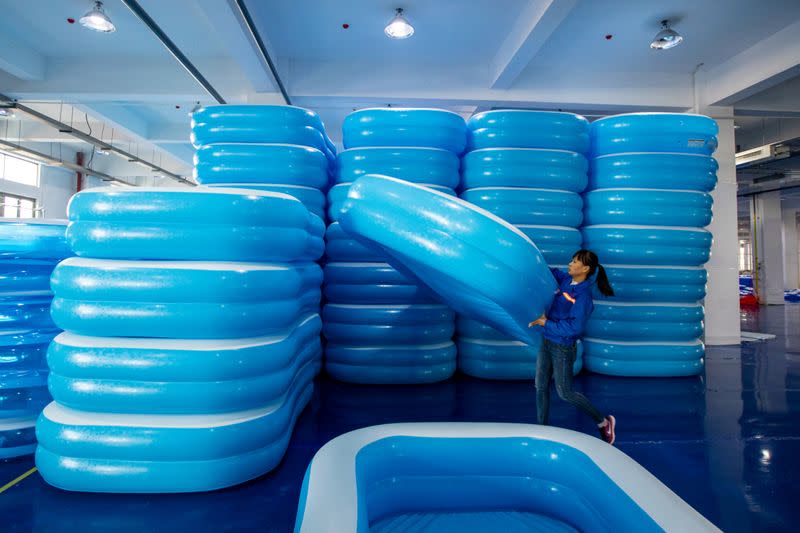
39,165 -> 77,219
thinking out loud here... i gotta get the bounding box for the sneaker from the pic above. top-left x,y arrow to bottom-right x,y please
599,415 -> 616,445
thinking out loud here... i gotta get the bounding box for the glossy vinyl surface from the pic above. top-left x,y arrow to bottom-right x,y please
457,335 -> 583,379
585,302 -> 704,342
190,105 -> 335,163
0,294 -> 56,331
583,189 -> 713,227
335,147 -> 460,188
583,338 -> 704,377
67,188 -> 325,262
1,417 -> 38,459
50,258 -> 321,339
203,183 -> 326,221
460,148 -> 588,192
590,113 -> 718,156
5,307 -> 800,532
589,153 -> 718,192
339,175 -> 556,344
328,182 -> 455,223
599,265 -> 707,302
0,329 -> 57,370
193,144 -> 330,189
46,315 -> 321,414
0,219 -> 69,261
581,225 -> 712,266
325,222 -> 385,262
323,262 -> 438,304
0,260 -> 59,292
461,187 -> 583,227
467,111 -> 590,154
324,342 -> 456,384
516,226 -> 582,266
342,108 -> 467,154
322,304 -> 454,345
1,369 -> 50,418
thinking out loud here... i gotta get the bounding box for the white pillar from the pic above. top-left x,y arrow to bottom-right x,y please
782,208 -> 799,290
751,190 -> 785,304
704,116 -> 742,344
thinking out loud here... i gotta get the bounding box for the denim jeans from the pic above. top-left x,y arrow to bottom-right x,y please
535,338 -> 604,425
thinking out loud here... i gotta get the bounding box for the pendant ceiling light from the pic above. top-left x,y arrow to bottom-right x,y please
650,19 -> 683,50
385,8 -> 414,39
80,1 -> 116,33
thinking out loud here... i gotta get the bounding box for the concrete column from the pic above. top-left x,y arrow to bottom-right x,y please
705,116 -> 742,344
782,208 -> 799,290
751,190 -> 785,305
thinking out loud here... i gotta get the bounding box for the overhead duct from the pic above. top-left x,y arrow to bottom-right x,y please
736,143 -> 791,168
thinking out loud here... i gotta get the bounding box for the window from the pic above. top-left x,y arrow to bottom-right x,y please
0,192 -> 36,219
0,152 -> 39,187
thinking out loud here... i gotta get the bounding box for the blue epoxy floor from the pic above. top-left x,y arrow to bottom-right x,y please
2,304 -> 799,532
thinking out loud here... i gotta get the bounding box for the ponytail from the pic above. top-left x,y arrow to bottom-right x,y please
572,249 -> 615,297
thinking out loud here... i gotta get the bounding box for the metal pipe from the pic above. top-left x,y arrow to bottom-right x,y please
120,0 -> 226,104
230,0 -> 291,105
0,93 -> 193,185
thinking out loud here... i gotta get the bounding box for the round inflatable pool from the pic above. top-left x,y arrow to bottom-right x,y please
515,226 -> 581,265
583,189 -> 713,227
67,188 -> 324,262
461,187 -> 583,227
581,225 -> 712,266
204,183 -> 326,220
583,338 -> 705,377
591,113 -> 718,156
343,108 -> 467,154
599,265 -> 707,302
460,148 -> 588,191
323,262 -> 438,304
335,147 -> 460,188
324,342 -> 456,385
457,335 -> 583,379
0,219 -> 70,261
323,304 -> 454,345
294,423 -> 719,532
50,258 -> 321,338
589,153 -> 717,191
325,222 -> 385,262
467,111 -> 590,153
585,301 -> 704,342
339,175 -> 555,344
328,183 -> 455,222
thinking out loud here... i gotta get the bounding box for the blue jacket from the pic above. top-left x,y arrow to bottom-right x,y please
542,268 -> 594,346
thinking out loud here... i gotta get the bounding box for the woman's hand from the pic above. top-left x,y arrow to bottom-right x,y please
528,314 -> 547,328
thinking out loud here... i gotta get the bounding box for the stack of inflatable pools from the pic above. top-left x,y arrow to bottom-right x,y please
458,111 -> 589,379
191,105 -> 335,219
582,113 -> 718,377
322,109 -> 467,384
35,188 -> 324,492
0,219 -> 69,459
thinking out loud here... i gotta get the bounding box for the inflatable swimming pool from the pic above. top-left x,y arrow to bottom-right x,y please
204,184 -> 326,220
590,113 -> 718,157
343,109 -> 467,154
324,342 -> 457,385
294,423 -> 719,532
339,176 -> 555,345
190,105 -> 336,164
336,147 -> 460,188
460,148 -> 588,191
328,183 -> 455,222
589,153 -> 717,191
323,304 -> 454,345
50,258 -> 321,338
583,338 -> 705,377
325,222 -> 385,262
583,189 -> 713,227
600,265 -> 707,302
515,226 -> 581,265
467,111 -> 590,153
193,143 -> 330,189
67,188 -> 324,262
323,262 -> 438,304
461,187 -> 583,227
581,225 -> 712,266
0,219 -> 71,260
457,335 -> 583,379
585,301 -> 704,342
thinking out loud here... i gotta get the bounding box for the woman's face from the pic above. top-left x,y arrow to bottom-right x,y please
568,257 -> 591,277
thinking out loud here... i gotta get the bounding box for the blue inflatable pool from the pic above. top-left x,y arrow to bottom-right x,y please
339,176 -> 555,345
323,262 -> 438,304
328,183 -> 455,222
589,153 -> 717,191
336,147 -> 460,188
586,302 -> 704,342
1,369 -> 50,418
581,225 -> 712,266
591,113 -> 718,156
193,143 -> 330,189
583,338 -> 705,377
467,111 -> 590,153
343,109 -> 467,154
294,423 -> 719,532
583,189 -> 713,227
67,188 -> 324,262
0,219 -> 70,260
461,187 -> 583,227
599,265 -> 707,302
457,335 -> 583,379
325,222 -> 385,262
46,314 -> 321,414
323,304 -> 454,345
515,225 -> 581,265
324,342 -> 456,385
190,105 -> 335,164
50,258 -> 321,339
204,183 -> 326,220
461,148 -> 588,192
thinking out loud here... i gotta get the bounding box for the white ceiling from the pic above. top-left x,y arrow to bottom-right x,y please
0,0 -> 799,182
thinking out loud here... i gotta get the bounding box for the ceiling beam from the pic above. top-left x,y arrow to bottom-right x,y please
490,0 -> 577,89
700,18 -> 800,107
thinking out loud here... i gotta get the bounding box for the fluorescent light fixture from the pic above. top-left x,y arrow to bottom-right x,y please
735,144 -> 791,168
0,108 -> 14,118
80,1 -> 116,33
650,19 -> 683,50
385,8 -> 414,39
